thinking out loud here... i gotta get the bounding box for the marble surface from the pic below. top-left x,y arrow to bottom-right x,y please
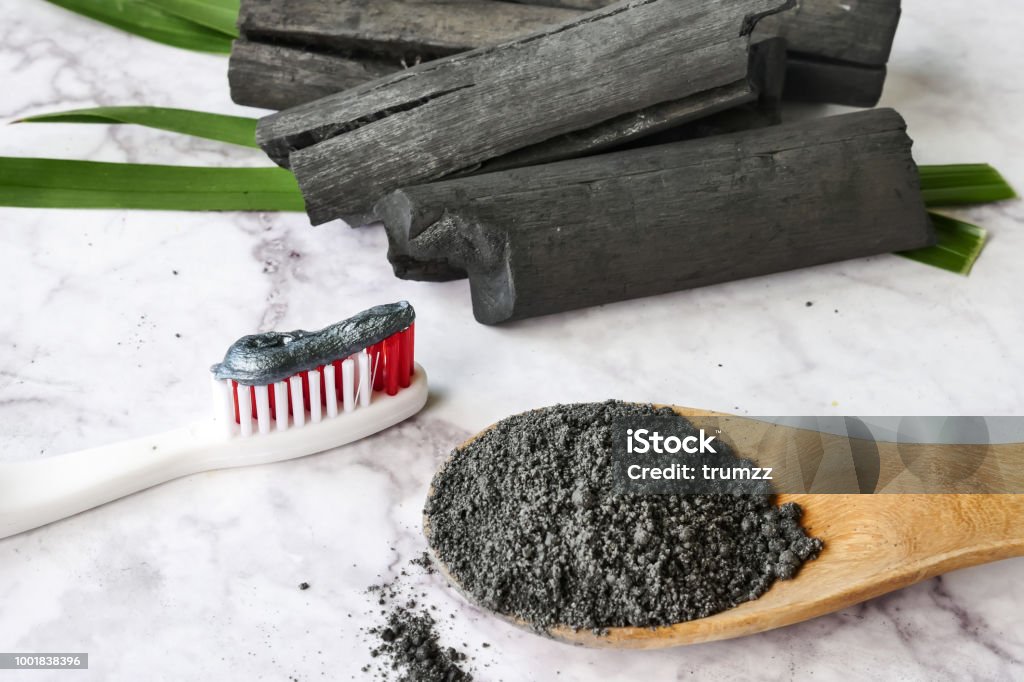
1,0 -> 1022,679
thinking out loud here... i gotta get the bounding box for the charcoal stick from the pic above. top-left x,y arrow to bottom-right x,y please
230,0 -> 578,110
754,0 -> 901,67
755,0 -> 901,106
375,109 -> 934,325
257,0 -> 794,225
229,40 -> 400,112
232,0 -> 902,112
238,0 -> 578,61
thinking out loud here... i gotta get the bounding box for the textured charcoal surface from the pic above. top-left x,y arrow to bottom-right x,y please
425,402 -> 823,633
754,0 -> 901,105
380,38 -> 786,284
231,0 -> 577,112
229,40 -> 400,111
237,0 -> 578,62
507,0 -> 615,8
754,0 -> 901,67
257,0 -> 793,224
233,0 -> 899,112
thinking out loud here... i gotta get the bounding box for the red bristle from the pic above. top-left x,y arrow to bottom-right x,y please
398,327 -> 412,389
407,322 -> 415,378
250,386 -> 258,420
232,380 -> 240,424
268,382 -> 278,421
318,365 -> 328,405
301,371 -> 311,408
287,378 -> 295,417
384,333 -> 400,396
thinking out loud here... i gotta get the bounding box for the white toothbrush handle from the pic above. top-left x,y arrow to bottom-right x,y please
0,425 -> 215,540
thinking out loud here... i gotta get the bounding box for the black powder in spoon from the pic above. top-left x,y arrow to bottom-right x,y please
424,401 -> 823,633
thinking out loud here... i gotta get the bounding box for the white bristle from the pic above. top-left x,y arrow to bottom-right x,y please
254,385 -> 271,435
274,381 -> 289,431
324,364 -> 338,418
215,340 -> 402,439
237,384 -> 253,437
309,370 -> 322,423
342,357 -> 355,414
358,350 -> 371,408
290,375 -> 306,428
213,378 -> 234,436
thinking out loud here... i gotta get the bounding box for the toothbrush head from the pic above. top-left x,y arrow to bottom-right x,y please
210,301 -> 425,439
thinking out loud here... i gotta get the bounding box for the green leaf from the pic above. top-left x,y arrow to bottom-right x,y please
898,212 -> 988,276
0,157 -> 304,211
919,164 -> 1018,207
141,0 -> 240,38
42,0 -> 235,53
17,106 -> 258,148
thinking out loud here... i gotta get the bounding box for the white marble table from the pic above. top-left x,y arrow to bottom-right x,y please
1,1 -> 1022,679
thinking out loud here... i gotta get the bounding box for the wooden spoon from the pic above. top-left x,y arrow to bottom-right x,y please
425,407 -> 1024,649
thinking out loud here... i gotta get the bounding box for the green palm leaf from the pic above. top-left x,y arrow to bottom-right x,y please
143,0 -> 239,37
42,0 -> 235,53
0,157 -> 304,211
899,213 -> 988,276
919,164 -> 1017,206
17,107 -> 257,148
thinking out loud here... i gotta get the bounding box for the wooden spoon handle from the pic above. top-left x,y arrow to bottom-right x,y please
885,494 -> 1024,557
668,408 -> 1024,494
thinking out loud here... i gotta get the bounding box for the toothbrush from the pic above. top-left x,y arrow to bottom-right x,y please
0,301 -> 428,540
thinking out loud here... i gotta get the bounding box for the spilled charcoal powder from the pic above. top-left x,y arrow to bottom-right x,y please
369,607 -> 470,682
364,555 -> 474,681
425,401 -> 823,633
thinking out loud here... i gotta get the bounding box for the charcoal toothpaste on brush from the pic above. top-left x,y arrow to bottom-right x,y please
0,301 -> 427,540
212,300 -> 417,434
424,402 -> 822,633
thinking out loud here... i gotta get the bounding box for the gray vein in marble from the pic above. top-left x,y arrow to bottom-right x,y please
929,576 -> 1022,667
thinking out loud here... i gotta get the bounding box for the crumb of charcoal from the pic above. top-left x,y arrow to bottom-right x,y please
805,301 -> 813,307
299,582 -> 310,591
411,552 -> 437,574
362,557 -> 474,681
369,606 -> 472,681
